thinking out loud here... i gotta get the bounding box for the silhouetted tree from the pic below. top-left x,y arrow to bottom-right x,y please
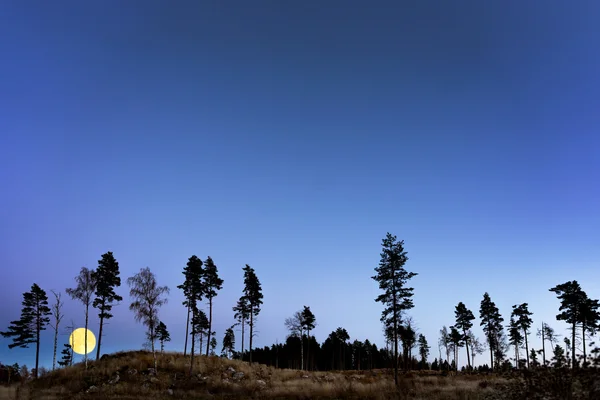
210,337 -> 217,356
579,296 -> 600,366
336,327 -> 350,370
301,306 -> 316,370
66,267 -> 96,367
192,309 -> 209,352
49,290 -> 64,371
92,251 -> 123,360
1,284 -> 51,378
203,257 -> 223,357
178,255 -> 203,357
467,332 -> 485,368
480,292 -> 504,371
511,303 -> 533,368
549,280 -> 586,368
439,326 -> 451,365
156,321 -> 170,354
449,326 -> 463,371
508,316 -> 523,368
285,311 -> 304,370
418,334 -> 430,366
127,267 -> 169,371
454,302 -> 475,369
371,233 -> 417,385
552,344 -> 566,367
233,295 -> 249,360
242,264 -> 263,363
222,325 -> 235,358
57,344 -> 73,367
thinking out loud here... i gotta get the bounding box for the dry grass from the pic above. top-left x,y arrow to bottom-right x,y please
10,351 -> 506,399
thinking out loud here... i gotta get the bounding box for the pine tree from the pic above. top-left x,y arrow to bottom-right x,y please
301,306 -> 316,370
371,233 -> 417,385
233,296 -> 250,360
507,316 -> 523,368
179,255 -> 204,359
242,264 -> 263,363
92,251 -> 123,360
511,303 -> 533,368
49,290 -> 64,371
127,267 -> 170,371
57,344 -> 73,367
579,296 -> 600,366
336,327 -> 350,370
479,292 -> 504,371
210,337 -> 217,356
439,326 -> 451,365
66,267 -> 96,367
192,309 -> 209,352
203,257 -> 223,357
222,325 -> 235,358
418,334 -> 430,366
449,326 -> 463,371
454,302 -> 475,370
1,284 -> 51,378
549,280 -> 586,368
285,311 -> 304,370
156,321 -> 171,354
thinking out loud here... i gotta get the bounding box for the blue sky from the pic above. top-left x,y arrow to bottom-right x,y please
1,1 -> 599,369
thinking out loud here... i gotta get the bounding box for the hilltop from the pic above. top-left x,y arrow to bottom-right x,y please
0,350 -> 504,399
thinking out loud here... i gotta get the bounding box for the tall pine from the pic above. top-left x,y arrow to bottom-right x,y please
242,264 -> 263,363
178,255 -> 203,357
479,292 -> 504,371
371,233 -> 417,386
454,302 -> 475,370
92,251 -> 123,360
203,257 -> 223,356
1,284 -> 51,378
549,280 -> 586,368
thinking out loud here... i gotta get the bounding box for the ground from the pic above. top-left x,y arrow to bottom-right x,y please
1,351 -> 507,399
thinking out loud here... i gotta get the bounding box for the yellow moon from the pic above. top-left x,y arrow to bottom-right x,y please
69,328 -> 96,355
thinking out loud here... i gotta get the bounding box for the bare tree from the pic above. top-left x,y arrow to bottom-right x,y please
66,267 -> 96,368
127,267 -> 170,371
285,311 -> 304,370
49,290 -> 64,371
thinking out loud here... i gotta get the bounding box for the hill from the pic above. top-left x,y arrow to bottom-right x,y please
1,351 -> 503,399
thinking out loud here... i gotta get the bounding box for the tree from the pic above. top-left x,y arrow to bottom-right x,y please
549,280 -> 587,368
57,344 -> 73,367
371,233 -> 417,386
178,255 -> 203,357
454,302 -> 475,370
467,332 -> 486,367
336,327 -> 350,370
1,283 -> 51,378
49,290 -> 64,371
579,296 -> 600,366
233,296 -> 250,360
552,344 -> 566,368
192,309 -> 209,352
222,325 -> 235,358
242,265 -> 263,363
480,292 -> 504,371
285,311 -> 304,370
127,267 -> 170,371
449,326 -> 463,371
92,251 -> 123,360
156,321 -> 171,354
301,306 -> 316,370
537,322 -> 560,366
210,337 -> 217,356
511,303 -> 533,368
439,326 -> 451,364
203,257 -> 223,357
66,267 -> 96,367
507,316 -> 523,368
418,334 -> 430,366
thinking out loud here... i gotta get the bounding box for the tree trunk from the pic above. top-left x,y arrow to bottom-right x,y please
249,305 -> 254,363
84,305 -> 89,368
189,310 -> 195,375
524,328 -> 529,369
183,304 -> 190,357
464,332 -> 471,371
393,292 -> 398,385
52,322 -> 58,371
241,316 -> 245,361
151,320 -> 157,371
35,309 -> 41,379
488,333 -> 494,371
96,313 -> 104,361
571,322 -> 576,368
306,329 -> 310,371
582,322 -> 587,366
300,329 -> 304,370
206,298 -> 213,356
541,324 -> 546,366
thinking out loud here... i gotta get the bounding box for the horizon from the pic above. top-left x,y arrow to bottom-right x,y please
1,1 -> 599,371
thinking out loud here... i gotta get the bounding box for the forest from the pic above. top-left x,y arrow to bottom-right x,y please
1,232 -> 599,389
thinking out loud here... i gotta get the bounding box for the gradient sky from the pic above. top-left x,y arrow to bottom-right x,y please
1,1 -> 599,370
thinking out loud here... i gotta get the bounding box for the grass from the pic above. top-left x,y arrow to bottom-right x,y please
3,351 -> 507,399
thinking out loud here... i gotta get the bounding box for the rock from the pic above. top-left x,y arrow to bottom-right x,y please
233,371 -> 245,380
142,383 -> 150,389
222,378 -> 230,383
302,375 -> 309,379
108,374 -> 120,384
226,366 -> 236,374
147,368 -> 156,376
148,377 -> 159,383
86,385 -> 99,393
256,379 -> 266,386
128,369 -> 138,376
167,388 -> 174,395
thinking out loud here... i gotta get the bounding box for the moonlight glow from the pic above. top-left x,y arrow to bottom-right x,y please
69,328 -> 96,355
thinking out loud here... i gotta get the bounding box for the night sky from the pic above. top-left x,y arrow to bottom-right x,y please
1,1 -> 599,369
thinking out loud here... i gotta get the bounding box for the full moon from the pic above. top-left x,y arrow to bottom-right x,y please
69,328 -> 96,355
